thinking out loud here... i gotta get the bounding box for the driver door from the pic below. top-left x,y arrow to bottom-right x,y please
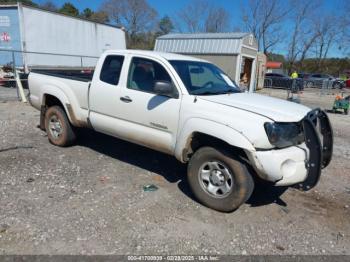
114,56 -> 181,154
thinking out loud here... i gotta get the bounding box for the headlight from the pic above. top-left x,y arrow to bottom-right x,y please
264,122 -> 304,148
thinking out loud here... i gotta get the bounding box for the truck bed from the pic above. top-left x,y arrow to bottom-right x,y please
28,70 -> 91,121
31,69 -> 94,82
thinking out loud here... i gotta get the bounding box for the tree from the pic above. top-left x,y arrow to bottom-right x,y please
205,7 -> 230,33
80,8 -> 109,23
40,1 -> 57,11
59,2 -> 79,17
312,15 -> 340,71
241,0 -> 289,53
297,32 -> 320,71
176,0 -> 230,33
90,11 -> 109,23
101,0 -> 158,39
81,8 -> 94,19
286,0 -> 320,73
158,16 -> 174,35
177,0 -> 209,33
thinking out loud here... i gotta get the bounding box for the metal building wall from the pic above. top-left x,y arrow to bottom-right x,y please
0,6 -> 23,66
155,38 -> 242,55
242,35 -> 258,50
189,54 -> 238,80
19,5 -> 126,68
241,47 -> 258,57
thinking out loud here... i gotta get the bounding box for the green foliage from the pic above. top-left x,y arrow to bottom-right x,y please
59,2 -> 79,17
81,8 -> 109,23
158,16 -> 174,35
127,32 -> 156,50
299,58 -> 350,76
89,11 -> 109,23
266,52 -> 350,76
81,8 -> 93,19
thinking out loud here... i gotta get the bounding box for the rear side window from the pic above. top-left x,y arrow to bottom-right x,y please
100,55 -> 124,85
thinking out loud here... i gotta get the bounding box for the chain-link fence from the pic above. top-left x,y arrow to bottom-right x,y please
319,80 -> 334,96
0,49 -> 99,102
263,77 -> 304,90
263,76 -> 341,103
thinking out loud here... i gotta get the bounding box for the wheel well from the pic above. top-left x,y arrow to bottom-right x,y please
183,132 -> 248,162
43,94 -> 64,108
40,94 -> 67,130
41,94 -> 88,128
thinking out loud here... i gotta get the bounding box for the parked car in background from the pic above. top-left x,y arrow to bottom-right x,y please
297,73 -> 310,80
265,73 -> 303,90
305,74 -> 344,89
264,73 -> 290,88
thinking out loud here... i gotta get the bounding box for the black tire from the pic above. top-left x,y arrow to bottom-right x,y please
345,108 -> 349,115
187,147 -> 254,212
45,106 -> 76,147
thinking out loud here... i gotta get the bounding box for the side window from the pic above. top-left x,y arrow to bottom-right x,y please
100,55 -> 124,85
127,57 -> 172,93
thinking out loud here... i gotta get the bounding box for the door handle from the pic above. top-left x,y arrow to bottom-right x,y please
120,96 -> 132,103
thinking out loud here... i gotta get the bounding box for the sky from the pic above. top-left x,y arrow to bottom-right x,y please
33,0 -> 347,57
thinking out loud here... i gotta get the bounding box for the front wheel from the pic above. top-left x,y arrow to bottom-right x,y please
187,147 -> 254,212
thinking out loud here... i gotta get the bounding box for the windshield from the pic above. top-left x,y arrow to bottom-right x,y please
169,60 -> 241,95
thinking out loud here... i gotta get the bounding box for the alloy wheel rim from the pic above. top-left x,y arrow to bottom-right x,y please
198,161 -> 234,198
48,115 -> 63,139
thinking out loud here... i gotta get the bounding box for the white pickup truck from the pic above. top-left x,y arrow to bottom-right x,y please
28,50 -> 333,212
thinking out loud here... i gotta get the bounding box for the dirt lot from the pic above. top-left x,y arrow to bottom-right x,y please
0,87 -> 349,255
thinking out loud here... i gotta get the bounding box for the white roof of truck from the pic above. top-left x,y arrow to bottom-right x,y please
105,49 -> 206,62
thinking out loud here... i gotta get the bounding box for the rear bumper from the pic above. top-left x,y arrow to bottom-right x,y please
248,109 -> 333,188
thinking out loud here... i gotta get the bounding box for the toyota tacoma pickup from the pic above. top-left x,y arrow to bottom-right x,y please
28,50 -> 333,212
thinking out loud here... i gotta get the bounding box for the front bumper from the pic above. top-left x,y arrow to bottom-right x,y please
248,109 -> 333,189
299,108 -> 333,190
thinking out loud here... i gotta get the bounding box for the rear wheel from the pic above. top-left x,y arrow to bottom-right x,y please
45,106 -> 76,147
345,108 -> 349,115
187,147 -> 254,212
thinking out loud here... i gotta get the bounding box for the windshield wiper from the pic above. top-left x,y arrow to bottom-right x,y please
193,89 -> 240,95
216,89 -> 240,94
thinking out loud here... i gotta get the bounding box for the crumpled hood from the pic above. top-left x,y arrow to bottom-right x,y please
199,93 -> 311,122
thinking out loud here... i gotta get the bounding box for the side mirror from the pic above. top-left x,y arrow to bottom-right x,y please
154,81 -> 178,98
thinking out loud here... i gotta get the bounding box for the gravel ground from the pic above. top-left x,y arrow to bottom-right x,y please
0,87 -> 349,255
